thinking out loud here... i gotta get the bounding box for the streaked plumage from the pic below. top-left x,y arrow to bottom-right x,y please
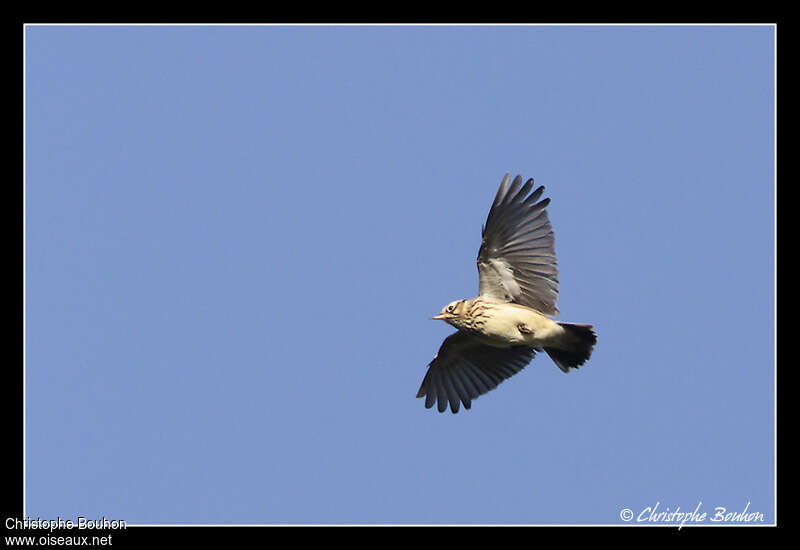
417,174 -> 596,413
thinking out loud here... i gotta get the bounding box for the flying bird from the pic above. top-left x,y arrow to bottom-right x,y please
417,173 -> 596,413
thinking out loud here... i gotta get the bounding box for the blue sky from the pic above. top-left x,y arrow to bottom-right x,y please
25,25 -> 775,525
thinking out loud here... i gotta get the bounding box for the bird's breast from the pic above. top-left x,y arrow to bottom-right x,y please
470,302 -> 562,347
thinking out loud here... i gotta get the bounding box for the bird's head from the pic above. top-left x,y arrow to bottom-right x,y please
431,300 -> 467,326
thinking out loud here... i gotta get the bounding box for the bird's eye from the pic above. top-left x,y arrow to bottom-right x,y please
447,305 -> 454,313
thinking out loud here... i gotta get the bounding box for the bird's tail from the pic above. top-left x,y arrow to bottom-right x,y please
545,323 -> 597,373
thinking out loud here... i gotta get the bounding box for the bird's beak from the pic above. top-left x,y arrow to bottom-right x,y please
431,313 -> 447,320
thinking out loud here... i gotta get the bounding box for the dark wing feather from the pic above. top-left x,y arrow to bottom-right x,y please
416,331 -> 536,414
477,173 -> 559,315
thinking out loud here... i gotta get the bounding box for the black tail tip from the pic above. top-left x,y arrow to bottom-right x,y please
546,323 -> 596,373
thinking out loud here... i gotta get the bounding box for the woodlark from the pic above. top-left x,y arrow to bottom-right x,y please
417,173 -> 596,413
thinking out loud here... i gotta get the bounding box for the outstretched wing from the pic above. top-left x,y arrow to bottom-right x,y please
416,331 -> 537,413
477,173 -> 559,315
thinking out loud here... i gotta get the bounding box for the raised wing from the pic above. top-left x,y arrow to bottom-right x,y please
477,174 -> 559,315
416,331 -> 537,413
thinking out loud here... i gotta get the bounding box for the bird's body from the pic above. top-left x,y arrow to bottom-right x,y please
417,173 -> 597,413
433,297 -> 563,349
